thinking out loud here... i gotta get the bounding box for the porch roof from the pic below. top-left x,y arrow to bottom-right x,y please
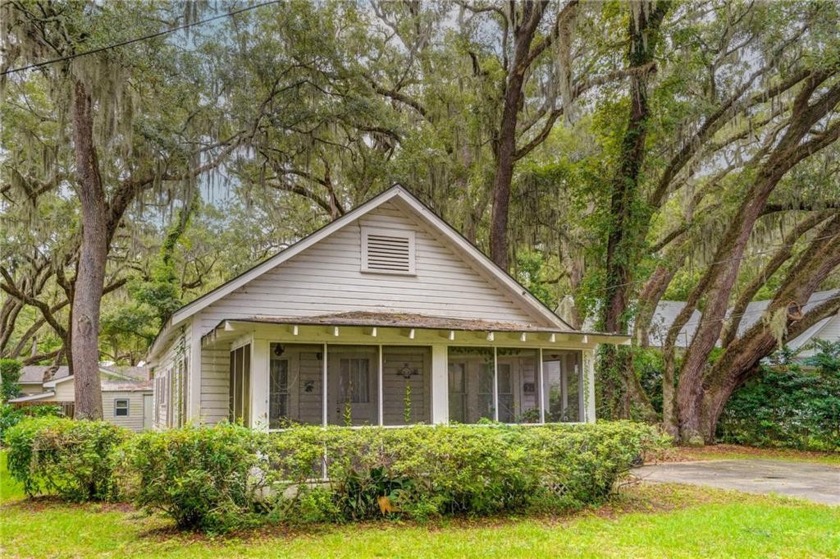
203,312 -> 630,345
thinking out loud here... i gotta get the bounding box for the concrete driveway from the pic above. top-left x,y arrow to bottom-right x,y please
634,459 -> 840,506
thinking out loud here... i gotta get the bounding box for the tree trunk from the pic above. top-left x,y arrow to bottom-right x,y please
0,297 -> 23,355
634,260 -> 679,348
597,1 -> 668,420
488,86 -> 519,271
672,73 -> 840,443
71,79 -> 106,420
488,2 -> 543,270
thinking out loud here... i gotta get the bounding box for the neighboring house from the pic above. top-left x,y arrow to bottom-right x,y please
647,290 -> 840,355
646,301 -> 703,349
733,290 -> 840,359
148,185 -> 627,431
16,365 -> 71,396
9,364 -> 153,432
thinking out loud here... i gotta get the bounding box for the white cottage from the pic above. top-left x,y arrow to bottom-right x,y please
148,185 -> 627,430
9,365 -> 153,432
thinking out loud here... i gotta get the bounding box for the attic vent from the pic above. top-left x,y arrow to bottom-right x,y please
361,227 -> 416,275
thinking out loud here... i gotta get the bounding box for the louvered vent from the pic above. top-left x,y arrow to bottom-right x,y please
362,228 -> 415,275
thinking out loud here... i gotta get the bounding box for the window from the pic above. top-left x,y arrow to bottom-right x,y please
543,352 -> 583,422
171,358 -> 187,428
361,227 -> 415,275
115,399 -> 129,417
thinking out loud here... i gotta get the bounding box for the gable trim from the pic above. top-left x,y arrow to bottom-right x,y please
44,375 -> 74,389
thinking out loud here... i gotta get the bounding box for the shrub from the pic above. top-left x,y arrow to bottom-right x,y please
117,421 -> 659,533
0,359 -> 22,402
278,422 -> 659,522
718,341 -> 840,452
5,416 -> 131,501
0,403 -> 64,443
115,422 -> 269,534
718,366 -> 840,452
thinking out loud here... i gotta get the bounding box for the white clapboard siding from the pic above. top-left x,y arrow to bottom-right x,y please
194,200 -> 543,338
53,380 -> 74,401
103,391 -> 147,432
798,315 -> 840,357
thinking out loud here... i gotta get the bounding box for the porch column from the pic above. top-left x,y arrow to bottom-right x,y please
250,338 -> 269,431
583,348 -> 597,423
430,344 -> 449,424
538,348 -> 545,424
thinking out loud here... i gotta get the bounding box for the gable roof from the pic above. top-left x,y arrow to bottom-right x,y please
150,185 -> 577,358
18,365 -> 70,385
24,365 -> 151,390
99,365 -> 150,382
648,301 -> 702,348
8,391 -> 56,403
650,290 -> 840,349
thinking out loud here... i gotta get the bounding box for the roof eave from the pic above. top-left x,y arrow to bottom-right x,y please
205,318 -> 630,346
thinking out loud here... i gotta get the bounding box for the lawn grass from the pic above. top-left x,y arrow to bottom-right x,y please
0,449 -> 25,504
1,449 -> 838,559
655,443 -> 840,467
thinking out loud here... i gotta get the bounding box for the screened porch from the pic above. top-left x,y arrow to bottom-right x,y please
226,338 -> 588,430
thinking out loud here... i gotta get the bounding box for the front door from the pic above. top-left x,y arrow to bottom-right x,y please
330,348 -> 378,425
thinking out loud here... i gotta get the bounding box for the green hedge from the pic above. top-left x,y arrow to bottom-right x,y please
718,341 -> 840,452
6,416 -> 662,533
118,421 -> 661,533
0,403 -> 63,443
718,364 -> 840,452
5,416 -> 131,501
115,422 -> 269,533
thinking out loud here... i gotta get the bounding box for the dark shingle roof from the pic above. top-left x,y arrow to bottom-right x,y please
18,366 -> 70,384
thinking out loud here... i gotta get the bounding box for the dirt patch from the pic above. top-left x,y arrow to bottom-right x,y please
650,444 -> 840,465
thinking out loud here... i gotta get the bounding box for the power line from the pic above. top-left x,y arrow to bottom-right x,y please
1,0 -> 284,77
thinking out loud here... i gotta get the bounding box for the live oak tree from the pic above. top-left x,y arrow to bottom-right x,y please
1,1 -> 236,418
1,0 -> 836,443
597,0 -> 669,421
586,0 -> 840,430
